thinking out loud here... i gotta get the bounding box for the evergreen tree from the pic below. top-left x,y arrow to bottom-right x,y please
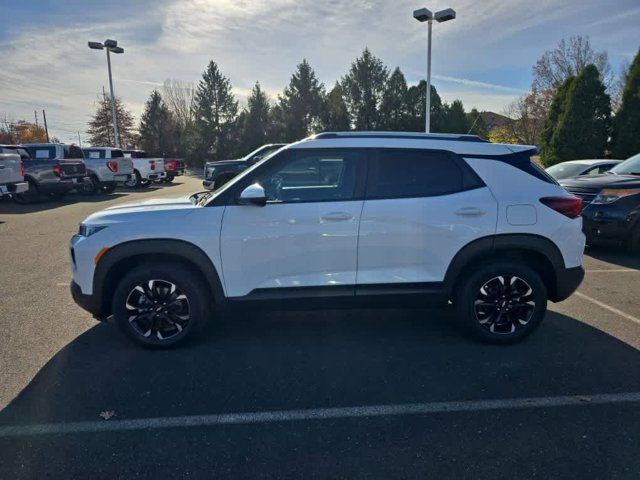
379,67 -> 409,131
240,82 -> 271,153
405,81 -> 445,132
341,48 -> 388,129
322,82 -> 351,131
192,60 -> 238,163
277,59 -> 325,141
546,65 -> 611,164
467,108 -> 488,138
138,90 -> 175,157
539,77 -> 574,165
443,100 -> 470,133
87,94 -> 136,148
611,49 -> 640,158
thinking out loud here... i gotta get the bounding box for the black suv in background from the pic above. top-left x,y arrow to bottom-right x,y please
561,153 -> 640,251
203,143 -> 286,190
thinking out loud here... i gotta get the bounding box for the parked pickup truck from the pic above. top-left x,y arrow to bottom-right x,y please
122,150 -> 166,188
203,143 -> 286,190
0,151 -> 28,198
80,147 -> 134,194
163,158 -> 186,183
8,143 -> 87,203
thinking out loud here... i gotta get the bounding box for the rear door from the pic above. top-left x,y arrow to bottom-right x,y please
356,148 -> 497,289
220,148 -> 367,298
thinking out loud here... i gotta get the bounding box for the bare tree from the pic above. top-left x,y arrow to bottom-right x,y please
533,35 -> 612,92
162,79 -> 196,128
610,60 -> 630,112
503,89 -> 552,146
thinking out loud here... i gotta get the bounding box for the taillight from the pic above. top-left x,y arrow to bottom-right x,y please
53,165 -> 62,177
107,161 -> 118,172
540,196 -> 583,219
149,160 -> 155,170
19,160 -> 25,177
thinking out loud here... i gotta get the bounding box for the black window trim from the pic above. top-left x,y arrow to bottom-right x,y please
364,147 -> 486,201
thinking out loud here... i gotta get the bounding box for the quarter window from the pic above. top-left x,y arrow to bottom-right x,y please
367,150 -> 464,199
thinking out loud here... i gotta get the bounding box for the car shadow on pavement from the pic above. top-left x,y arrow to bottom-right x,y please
0,193 -> 128,215
586,245 -> 640,270
2,308 -> 640,427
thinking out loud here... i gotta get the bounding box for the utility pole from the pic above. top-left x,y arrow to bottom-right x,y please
77,131 -> 82,148
42,109 -> 50,142
34,110 -> 39,129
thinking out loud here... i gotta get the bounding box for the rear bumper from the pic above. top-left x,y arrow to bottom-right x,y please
552,266 -> 585,302
40,179 -> 79,194
0,181 -> 28,195
167,169 -> 185,176
70,280 -> 105,320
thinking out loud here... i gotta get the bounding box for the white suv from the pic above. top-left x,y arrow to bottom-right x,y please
70,132 -> 585,347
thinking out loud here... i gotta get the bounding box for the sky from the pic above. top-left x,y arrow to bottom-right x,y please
1,0 -> 638,143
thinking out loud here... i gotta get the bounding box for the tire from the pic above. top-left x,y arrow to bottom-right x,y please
454,261 -> 548,344
124,170 -> 142,188
78,176 -> 99,195
101,182 -> 117,194
14,179 -> 40,204
164,174 -> 175,183
112,263 -> 210,348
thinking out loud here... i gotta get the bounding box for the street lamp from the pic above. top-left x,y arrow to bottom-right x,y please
413,7 -> 456,133
88,39 -> 125,147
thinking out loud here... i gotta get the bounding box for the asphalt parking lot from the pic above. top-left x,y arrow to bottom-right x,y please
1,175 -> 639,479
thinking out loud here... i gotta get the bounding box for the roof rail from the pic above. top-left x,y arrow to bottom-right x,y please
312,131 -> 488,143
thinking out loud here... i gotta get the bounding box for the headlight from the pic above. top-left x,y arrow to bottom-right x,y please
78,224 -> 107,237
592,188 -> 640,204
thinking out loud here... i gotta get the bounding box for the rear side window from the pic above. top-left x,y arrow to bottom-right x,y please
85,150 -> 103,159
367,149 -> 470,199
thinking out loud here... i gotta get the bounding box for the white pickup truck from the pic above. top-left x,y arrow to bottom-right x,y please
80,147 -> 134,194
122,150 -> 166,188
0,151 -> 28,198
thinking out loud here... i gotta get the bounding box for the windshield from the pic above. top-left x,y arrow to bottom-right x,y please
244,145 -> 284,163
609,153 -> 640,175
546,162 -> 588,179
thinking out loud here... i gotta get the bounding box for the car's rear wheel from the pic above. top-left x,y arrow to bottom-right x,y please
112,263 -> 209,347
101,182 -> 117,194
455,262 -> 547,344
78,175 -> 99,195
14,179 -> 40,204
124,170 -> 141,188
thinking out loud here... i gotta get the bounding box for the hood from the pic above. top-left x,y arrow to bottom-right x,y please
560,173 -> 640,190
204,158 -> 246,167
84,196 -> 197,225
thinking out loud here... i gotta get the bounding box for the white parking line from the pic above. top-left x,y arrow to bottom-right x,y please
1,392 -> 640,437
585,269 -> 639,273
575,291 -> 640,326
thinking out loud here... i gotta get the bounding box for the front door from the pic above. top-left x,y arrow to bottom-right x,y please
220,148 -> 367,298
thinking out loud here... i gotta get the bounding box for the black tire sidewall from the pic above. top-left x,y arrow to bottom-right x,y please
112,263 -> 209,347
455,262 -> 548,344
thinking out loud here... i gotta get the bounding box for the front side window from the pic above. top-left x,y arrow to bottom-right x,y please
33,147 -> 55,159
257,149 -> 362,203
367,149 -> 464,199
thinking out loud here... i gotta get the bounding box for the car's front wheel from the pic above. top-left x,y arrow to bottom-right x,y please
455,262 -> 547,344
112,263 -> 210,347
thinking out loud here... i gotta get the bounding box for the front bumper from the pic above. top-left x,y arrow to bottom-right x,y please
582,201 -> 640,246
70,280 -> 105,320
0,181 -> 28,195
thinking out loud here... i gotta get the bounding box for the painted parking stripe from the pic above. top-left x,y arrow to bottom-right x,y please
585,269 -> 639,273
575,291 -> 640,326
1,392 -> 640,438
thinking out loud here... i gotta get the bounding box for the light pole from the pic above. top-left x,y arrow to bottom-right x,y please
413,7 -> 456,133
88,39 -> 124,147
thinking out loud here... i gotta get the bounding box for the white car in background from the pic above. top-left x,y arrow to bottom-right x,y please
80,147 -> 134,194
546,159 -> 621,181
121,150 -> 166,188
0,151 -> 28,198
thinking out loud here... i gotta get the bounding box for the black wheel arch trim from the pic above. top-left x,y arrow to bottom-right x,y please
443,233 -> 578,302
92,239 -> 225,318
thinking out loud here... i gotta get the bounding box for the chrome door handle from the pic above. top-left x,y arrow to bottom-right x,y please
321,212 -> 353,222
455,207 -> 486,217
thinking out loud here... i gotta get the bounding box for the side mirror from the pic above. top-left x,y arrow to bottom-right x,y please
239,183 -> 267,206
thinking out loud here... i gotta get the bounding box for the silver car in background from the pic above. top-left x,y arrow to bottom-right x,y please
546,159 -> 622,180
80,147 -> 134,194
